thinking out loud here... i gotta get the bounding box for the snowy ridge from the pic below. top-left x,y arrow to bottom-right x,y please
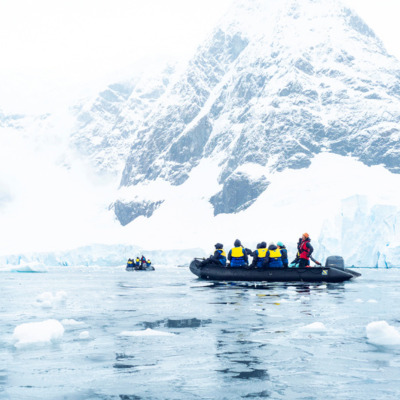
70,64 -> 175,177
112,0 -> 400,224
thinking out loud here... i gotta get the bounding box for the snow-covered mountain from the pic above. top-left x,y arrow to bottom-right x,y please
2,0 -> 400,268
107,0 -> 400,224
70,65 -> 175,177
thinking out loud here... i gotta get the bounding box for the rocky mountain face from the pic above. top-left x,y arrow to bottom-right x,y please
72,0 -> 400,225
70,65 -> 175,177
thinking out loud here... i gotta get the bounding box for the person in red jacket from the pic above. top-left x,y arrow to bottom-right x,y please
298,233 -> 314,268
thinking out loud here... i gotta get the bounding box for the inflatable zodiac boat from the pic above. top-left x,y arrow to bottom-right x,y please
189,256 -> 360,283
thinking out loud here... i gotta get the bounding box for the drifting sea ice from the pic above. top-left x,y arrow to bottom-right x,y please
298,322 -> 327,333
35,290 -> 67,308
366,321 -> 400,346
13,319 -> 64,348
2,265 -> 400,399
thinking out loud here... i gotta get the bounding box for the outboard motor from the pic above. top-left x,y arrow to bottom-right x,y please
325,255 -> 345,270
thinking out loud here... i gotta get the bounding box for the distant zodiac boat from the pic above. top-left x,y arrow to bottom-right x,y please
189,256 -> 360,283
126,264 -> 155,271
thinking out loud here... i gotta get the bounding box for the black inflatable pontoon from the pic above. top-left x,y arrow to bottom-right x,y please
189,256 -> 360,283
126,264 -> 155,271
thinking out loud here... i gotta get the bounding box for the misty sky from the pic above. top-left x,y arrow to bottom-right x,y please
0,0 -> 399,114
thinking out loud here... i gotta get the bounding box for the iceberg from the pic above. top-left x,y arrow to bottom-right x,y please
0,244 -> 205,267
317,195 -> 400,267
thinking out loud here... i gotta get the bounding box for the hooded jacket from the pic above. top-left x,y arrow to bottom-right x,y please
265,244 -> 283,268
299,238 -> 313,260
228,239 -> 248,266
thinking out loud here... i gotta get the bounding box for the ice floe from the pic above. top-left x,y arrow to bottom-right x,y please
366,321 -> 400,346
13,319 -> 64,348
119,328 -> 175,337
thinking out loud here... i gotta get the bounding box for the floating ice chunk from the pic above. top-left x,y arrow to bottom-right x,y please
299,296 -> 310,303
35,291 -> 67,308
366,321 -> 400,346
299,322 -> 327,333
11,261 -> 47,273
367,299 -> 377,303
355,299 -> 364,303
61,319 -> 84,326
119,328 -> 175,337
13,319 -> 64,348
35,292 -> 54,308
79,331 -> 91,340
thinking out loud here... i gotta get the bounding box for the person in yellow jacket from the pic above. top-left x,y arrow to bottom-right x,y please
227,239 -> 248,267
250,242 -> 268,268
265,242 -> 283,268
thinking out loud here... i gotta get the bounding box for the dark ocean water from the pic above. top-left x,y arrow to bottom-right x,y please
1,266 -> 400,400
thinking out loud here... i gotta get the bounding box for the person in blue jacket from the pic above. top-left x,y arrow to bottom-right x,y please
227,239 -> 249,267
277,241 -> 288,268
265,242 -> 283,268
200,243 -> 227,267
250,242 -> 268,268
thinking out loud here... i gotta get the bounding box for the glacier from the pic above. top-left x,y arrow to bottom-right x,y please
318,195 -> 400,268
0,244 -> 205,268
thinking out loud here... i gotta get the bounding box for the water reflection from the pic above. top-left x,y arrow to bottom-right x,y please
199,280 -> 348,295
142,318 -> 212,329
214,332 -> 270,399
242,390 -> 270,398
113,363 -> 135,370
209,286 -> 270,398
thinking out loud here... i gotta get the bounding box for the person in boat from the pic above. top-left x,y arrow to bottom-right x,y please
250,242 -> 268,268
135,257 -> 140,267
200,243 -> 227,267
290,237 -> 304,267
126,258 -> 134,269
277,241 -> 288,268
227,239 -> 249,267
265,242 -> 283,268
146,259 -> 152,268
140,255 -> 147,269
245,247 -> 255,257
298,233 -> 314,268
